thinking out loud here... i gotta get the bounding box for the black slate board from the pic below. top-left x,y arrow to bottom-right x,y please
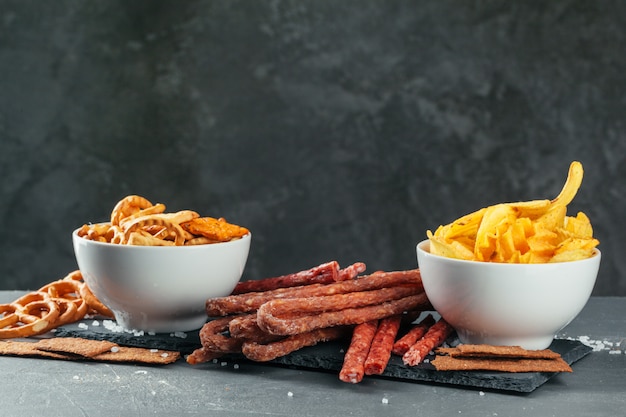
55,319 -> 592,393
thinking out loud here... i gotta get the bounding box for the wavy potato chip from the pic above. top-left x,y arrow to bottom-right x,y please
428,161 -> 599,263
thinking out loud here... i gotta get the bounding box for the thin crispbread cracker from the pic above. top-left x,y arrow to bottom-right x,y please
432,355 -> 572,373
0,338 -> 180,365
0,340 -> 70,360
436,344 -> 562,359
93,346 -> 180,364
35,337 -> 117,358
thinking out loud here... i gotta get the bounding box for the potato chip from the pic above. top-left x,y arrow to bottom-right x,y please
427,161 -> 599,264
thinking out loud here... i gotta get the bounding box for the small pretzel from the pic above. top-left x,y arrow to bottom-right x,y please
79,283 -> 114,318
0,304 -> 19,329
0,300 -> 60,338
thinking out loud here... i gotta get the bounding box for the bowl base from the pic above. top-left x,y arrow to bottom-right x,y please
456,330 -> 555,351
113,312 -> 208,334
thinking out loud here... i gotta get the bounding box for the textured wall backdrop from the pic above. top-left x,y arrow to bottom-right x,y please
1,1 -> 625,295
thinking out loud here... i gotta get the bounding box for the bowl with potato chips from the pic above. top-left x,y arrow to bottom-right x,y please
72,195 -> 251,333
416,161 -> 601,349
417,240 -> 600,350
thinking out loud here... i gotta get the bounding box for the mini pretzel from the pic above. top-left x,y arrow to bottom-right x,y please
79,284 -> 114,318
0,300 -> 60,338
1,271 -> 113,339
0,304 -> 19,329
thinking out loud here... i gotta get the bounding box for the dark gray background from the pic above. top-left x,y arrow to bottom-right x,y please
1,1 -> 624,295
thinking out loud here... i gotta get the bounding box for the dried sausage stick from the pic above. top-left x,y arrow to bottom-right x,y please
207,269 -> 422,316
199,316 -> 245,353
392,313 -> 436,356
186,346 -> 225,365
363,314 -> 402,375
257,292 -> 429,336
337,262 -> 367,280
241,327 -> 346,362
402,318 -> 454,366
339,321 -> 378,383
259,285 -> 422,316
228,314 -> 283,344
231,261 -> 341,294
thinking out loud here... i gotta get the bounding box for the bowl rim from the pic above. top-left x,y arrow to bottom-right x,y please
416,239 -> 601,267
72,223 -> 251,249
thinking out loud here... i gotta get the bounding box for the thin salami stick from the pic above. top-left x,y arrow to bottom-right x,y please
257,292 -> 429,336
392,313 -> 436,356
230,261 -> 340,294
337,262 -> 367,280
228,314 -> 283,344
186,346 -> 225,365
402,318 -> 454,366
198,316 -> 245,353
241,327 -> 346,362
207,269 -> 423,316
339,321 -> 378,384
363,315 -> 402,375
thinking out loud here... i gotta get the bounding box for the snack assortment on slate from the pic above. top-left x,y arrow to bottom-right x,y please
55,319 -> 592,393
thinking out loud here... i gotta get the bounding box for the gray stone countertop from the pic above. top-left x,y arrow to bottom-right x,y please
0,292 -> 624,417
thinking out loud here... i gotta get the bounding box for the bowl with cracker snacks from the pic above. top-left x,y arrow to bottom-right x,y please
416,162 -> 601,350
73,195 -> 251,333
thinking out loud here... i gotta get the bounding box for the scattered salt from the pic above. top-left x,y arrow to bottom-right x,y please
161,353 -> 169,358
91,320 -> 100,327
382,397 -> 389,404
169,331 -> 187,339
233,364 -> 240,369
609,350 -> 622,355
110,346 -> 120,353
150,349 -> 159,353
565,335 -> 618,352
479,391 -> 485,396
220,361 -> 227,366
72,375 -> 80,380
77,323 -> 89,330
134,370 -> 148,375
287,391 -> 293,397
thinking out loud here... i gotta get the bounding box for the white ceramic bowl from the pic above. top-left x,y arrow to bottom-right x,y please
416,240 -> 600,350
73,227 -> 251,333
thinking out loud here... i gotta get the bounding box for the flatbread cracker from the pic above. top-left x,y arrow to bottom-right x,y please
0,340 -> 70,359
0,338 -> 180,365
94,346 -> 180,365
436,344 -> 562,359
432,355 -> 572,373
35,337 -> 117,358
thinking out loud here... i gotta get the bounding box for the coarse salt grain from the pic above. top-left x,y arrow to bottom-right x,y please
78,323 -> 89,330
479,391 -> 485,396
287,391 -> 293,397
110,346 -> 120,353
233,364 -> 240,369
382,398 -> 389,404
161,353 -> 169,358
91,320 -> 100,327
150,349 -> 159,353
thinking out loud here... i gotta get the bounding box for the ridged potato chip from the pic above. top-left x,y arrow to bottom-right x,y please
427,161 -> 599,263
